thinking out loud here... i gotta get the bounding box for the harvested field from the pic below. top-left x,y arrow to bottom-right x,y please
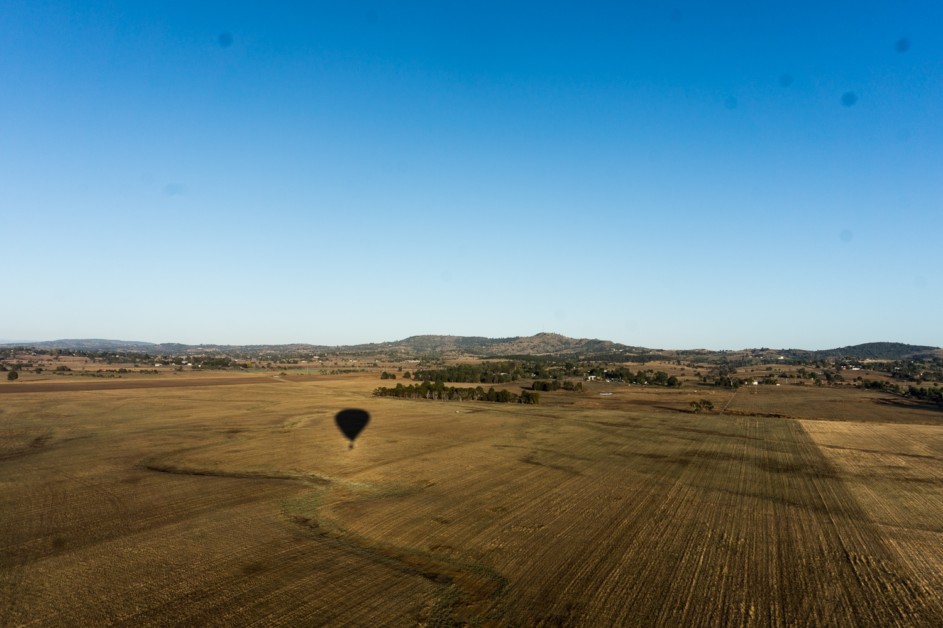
724,384 -> 943,424
0,373 -> 314,395
2,374 -> 942,625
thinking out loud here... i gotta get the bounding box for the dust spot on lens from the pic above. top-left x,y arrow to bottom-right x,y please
669,8 -> 683,23
839,229 -> 853,243
895,37 -> 910,53
778,73 -> 793,87
163,183 -> 187,197
724,96 -> 738,110
841,92 -> 857,107
218,32 -> 233,48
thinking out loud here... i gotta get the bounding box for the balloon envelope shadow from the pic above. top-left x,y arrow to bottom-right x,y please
335,409 -> 370,449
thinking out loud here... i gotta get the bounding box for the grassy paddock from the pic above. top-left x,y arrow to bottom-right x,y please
1,373 -> 942,625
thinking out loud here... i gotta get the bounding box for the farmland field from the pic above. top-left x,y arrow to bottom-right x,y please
2,373 -> 943,625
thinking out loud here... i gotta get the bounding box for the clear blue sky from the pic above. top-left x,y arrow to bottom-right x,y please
3,2 -> 941,349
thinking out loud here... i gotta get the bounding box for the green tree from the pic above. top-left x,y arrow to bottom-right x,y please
7,370 -> 18,381
520,390 -> 540,404
690,398 -> 714,413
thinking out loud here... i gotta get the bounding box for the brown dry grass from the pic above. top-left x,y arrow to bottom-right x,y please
1,373 -> 942,625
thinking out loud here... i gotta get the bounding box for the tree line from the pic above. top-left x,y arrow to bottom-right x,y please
603,367 -> 681,387
861,380 -> 943,405
410,362 -> 526,384
374,381 -> 539,404
532,380 -> 583,392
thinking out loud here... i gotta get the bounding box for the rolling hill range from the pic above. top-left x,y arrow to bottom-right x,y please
1,335 -> 938,361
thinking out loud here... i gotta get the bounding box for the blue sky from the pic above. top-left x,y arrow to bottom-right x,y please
3,2 -> 941,349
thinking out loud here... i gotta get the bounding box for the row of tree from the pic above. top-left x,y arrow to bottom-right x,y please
532,380 -> 583,392
861,380 -> 943,405
604,368 -> 681,387
410,362 -> 527,384
907,385 -> 943,404
374,382 -> 539,404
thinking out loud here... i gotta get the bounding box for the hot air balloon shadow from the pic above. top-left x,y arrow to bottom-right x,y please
335,409 -> 370,449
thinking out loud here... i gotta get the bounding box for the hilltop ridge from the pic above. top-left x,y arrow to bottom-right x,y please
2,335 -> 938,361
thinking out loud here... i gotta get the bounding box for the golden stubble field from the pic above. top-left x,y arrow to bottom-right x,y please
2,373 -> 943,626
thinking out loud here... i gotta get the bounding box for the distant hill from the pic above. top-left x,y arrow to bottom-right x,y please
1,336 -> 938,361
365,332 -> 645,357
3,339 -> 340,357
6,339 -> 162,352
811,342 -> 940,361
0,333 -> 645,359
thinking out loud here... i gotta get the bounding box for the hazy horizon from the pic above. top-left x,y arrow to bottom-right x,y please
4,3 -> 941,349
0,333 -> 938,354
